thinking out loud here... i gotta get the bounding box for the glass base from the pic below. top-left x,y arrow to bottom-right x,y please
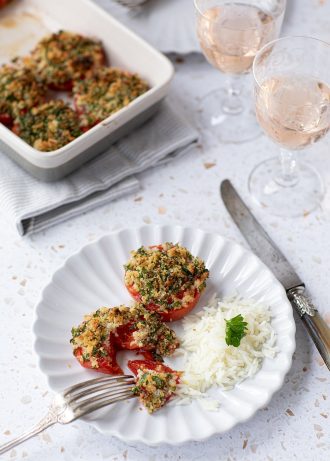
198,88 -> 261,144
248,157 -> 325,217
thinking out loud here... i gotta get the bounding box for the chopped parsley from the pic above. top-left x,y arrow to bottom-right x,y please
225,314 -> 248,347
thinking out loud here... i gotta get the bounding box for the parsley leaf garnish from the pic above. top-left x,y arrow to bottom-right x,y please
225,314 -> 248,347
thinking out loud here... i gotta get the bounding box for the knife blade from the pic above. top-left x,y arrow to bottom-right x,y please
221,179 -> 330,371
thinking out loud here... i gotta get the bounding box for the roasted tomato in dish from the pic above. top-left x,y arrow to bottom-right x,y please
0,65 -> 46,127
128,360 -> 181,413
12,100 -> 82,151
124,243 -> 209,322
73,66 -> 149,130
70,305 -> 179,375
28,30 -> 106,91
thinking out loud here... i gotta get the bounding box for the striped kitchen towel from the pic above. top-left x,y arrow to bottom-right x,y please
0,102 -> 198,236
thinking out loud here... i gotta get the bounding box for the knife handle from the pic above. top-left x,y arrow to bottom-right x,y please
288,288 -> 330,371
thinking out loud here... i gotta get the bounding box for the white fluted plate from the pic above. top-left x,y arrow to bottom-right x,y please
33,225 -> 295,445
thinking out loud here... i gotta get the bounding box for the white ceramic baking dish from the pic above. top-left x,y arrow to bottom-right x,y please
0,0 -> 174,181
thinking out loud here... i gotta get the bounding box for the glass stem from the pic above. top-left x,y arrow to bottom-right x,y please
275,148 -> 299,187
222,75 -> 243,115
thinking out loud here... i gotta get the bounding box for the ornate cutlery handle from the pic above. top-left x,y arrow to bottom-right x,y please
0,411 -> 57,455
288,287 -> 330,371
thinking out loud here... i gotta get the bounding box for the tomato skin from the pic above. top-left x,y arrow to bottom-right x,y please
128,359 -> 176,377
126,283 -> 201,322
12,123 -> 20,136
126,284 -> 141,301
157,291 -> 201,322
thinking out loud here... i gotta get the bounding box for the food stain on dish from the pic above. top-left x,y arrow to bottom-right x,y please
0,17 -> 17,28
0,10 -> 50,62
0,10 -> 43,29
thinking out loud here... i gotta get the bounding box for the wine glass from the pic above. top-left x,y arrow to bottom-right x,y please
249,36 -> 330,216
194,0 -> 286,143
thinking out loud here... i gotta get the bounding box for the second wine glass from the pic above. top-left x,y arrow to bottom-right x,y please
195,0 -> 286,143
249,36 -> 330,216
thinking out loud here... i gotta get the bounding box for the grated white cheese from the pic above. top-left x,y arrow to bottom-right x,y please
175,295 -> 278,408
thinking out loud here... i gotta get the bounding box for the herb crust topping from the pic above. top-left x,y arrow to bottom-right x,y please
125,243 -> 209,313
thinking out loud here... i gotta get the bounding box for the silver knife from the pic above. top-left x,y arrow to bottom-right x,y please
220,179 -> 330,371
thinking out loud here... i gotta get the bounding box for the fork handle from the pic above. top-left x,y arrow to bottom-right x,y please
0,412 -> 57,455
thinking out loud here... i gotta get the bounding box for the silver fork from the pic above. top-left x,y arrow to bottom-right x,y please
0,375 -> 135,456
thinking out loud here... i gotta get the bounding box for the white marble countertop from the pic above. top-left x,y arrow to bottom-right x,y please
0,0 -> 329,460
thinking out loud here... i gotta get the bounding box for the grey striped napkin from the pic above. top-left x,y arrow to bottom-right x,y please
0,102 -> 198,236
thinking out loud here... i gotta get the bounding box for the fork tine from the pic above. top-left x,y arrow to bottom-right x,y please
71,385 -> 134,411
62,375 -> 134,398
66,380 -> 135,405
72,390 -> 135,419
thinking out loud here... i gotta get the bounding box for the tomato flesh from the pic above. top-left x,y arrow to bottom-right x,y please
126,283 -> 201,322
115,322 -> 141,350
128,359 -> 177,377
73,333 -> 122,375
0,112 -> 13,127
73,322 -> 160,375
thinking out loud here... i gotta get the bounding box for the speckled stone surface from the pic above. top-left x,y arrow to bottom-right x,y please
0,1 -> 329,460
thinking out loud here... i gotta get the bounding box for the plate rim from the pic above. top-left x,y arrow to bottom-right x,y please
33,224 -> 296,445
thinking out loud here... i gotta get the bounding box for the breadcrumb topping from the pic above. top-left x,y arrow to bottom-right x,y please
125,243 -> 209,313
70,304 -> 179,369
28,30 -> 105,89
73,67 -> 149,128
13,100 -> 82,151
0,65 -> 46,120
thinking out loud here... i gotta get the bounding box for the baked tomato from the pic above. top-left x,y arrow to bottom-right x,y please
12,100 -> 82,151
70,305 -> 179,376
124,243 -> 209,322
29,31 -> 106,91
0,65 -> 46,127
73,67 -> 149,130
128,360 -> 181,413
73,337 -> 122,375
